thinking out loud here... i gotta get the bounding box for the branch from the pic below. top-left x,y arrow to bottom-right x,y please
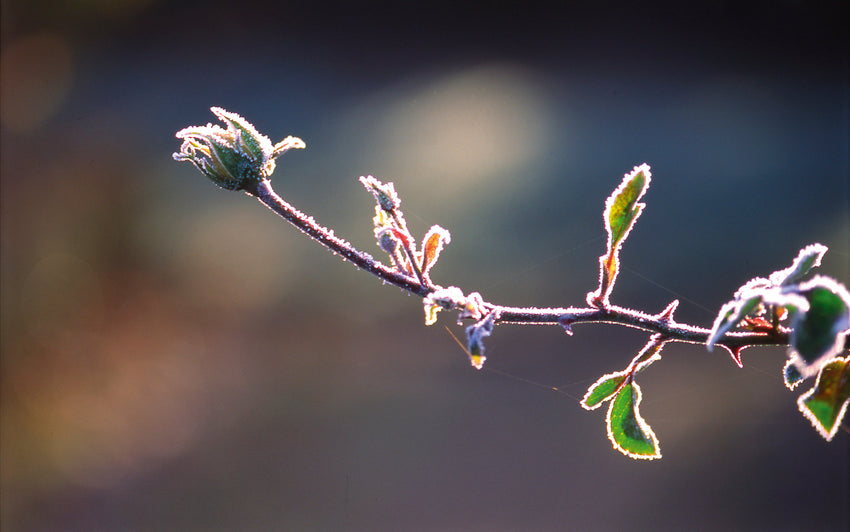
173,107 -> 850,460
246,180 -> 431,297
246,178 -> 786,352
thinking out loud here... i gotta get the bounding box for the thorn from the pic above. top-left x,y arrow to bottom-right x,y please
558,316 -> 575,336
718,344 -> 744,368
656,300 -> 679,322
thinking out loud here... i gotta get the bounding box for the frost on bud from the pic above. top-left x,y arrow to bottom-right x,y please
423,286 -> 465,326
465,312 -> 496,369
457,292 -> 486,323
360,175 -> 401,212
173,107 -> 304,191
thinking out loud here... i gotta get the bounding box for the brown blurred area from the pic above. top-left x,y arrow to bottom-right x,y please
2,1 -> 849,530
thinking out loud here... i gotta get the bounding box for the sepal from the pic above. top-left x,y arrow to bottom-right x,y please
173,107 -> 304,191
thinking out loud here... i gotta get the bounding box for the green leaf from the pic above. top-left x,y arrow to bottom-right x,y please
587,164 -> 651,307
606,382 -> 661,460
797,356 -> 850,441
707,294 -> 762,353
789,276 -> 850,377
581,335 -> 666,411
581,371 -> 627,410
707,274 -> 810,367
607,168 -> 649,247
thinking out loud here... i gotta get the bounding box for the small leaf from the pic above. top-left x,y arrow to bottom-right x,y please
419,225 -> 451,278
796,356 -> 850,441
581,371 -> 627,410
783,359 -> 805,390
768,243 -> 828,287
707,277 -> 809,367
424,302 -> 441,326
377,227 -> 412,250
631,333 -> 667,373
360,175 -> 401,212
587,164 -> 651,307
606,382 -> 661,460
706,293 -> 763,352
789,276 -> 850,377
422,286 -> 466,326
212,106 -> 269,164
582,334 -> 666,410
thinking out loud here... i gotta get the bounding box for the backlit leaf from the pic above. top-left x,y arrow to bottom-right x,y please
582,335 -> 666,410
606,382 -> 661,460
424,302 -> 441,326
789,276 -> 850,377
783,359 -> 805,390
587,164 -> 651,307
707,274 -> 809,366
707,293 -> 763,353
419,225 -> 451,278
769,243 -> 828,287
796,356 -> 850,441
581,372 -> 627,410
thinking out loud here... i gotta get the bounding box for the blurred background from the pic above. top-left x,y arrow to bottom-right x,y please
1,0 -> 848,530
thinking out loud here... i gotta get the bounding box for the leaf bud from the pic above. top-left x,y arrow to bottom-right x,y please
173,107 -> 304,191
